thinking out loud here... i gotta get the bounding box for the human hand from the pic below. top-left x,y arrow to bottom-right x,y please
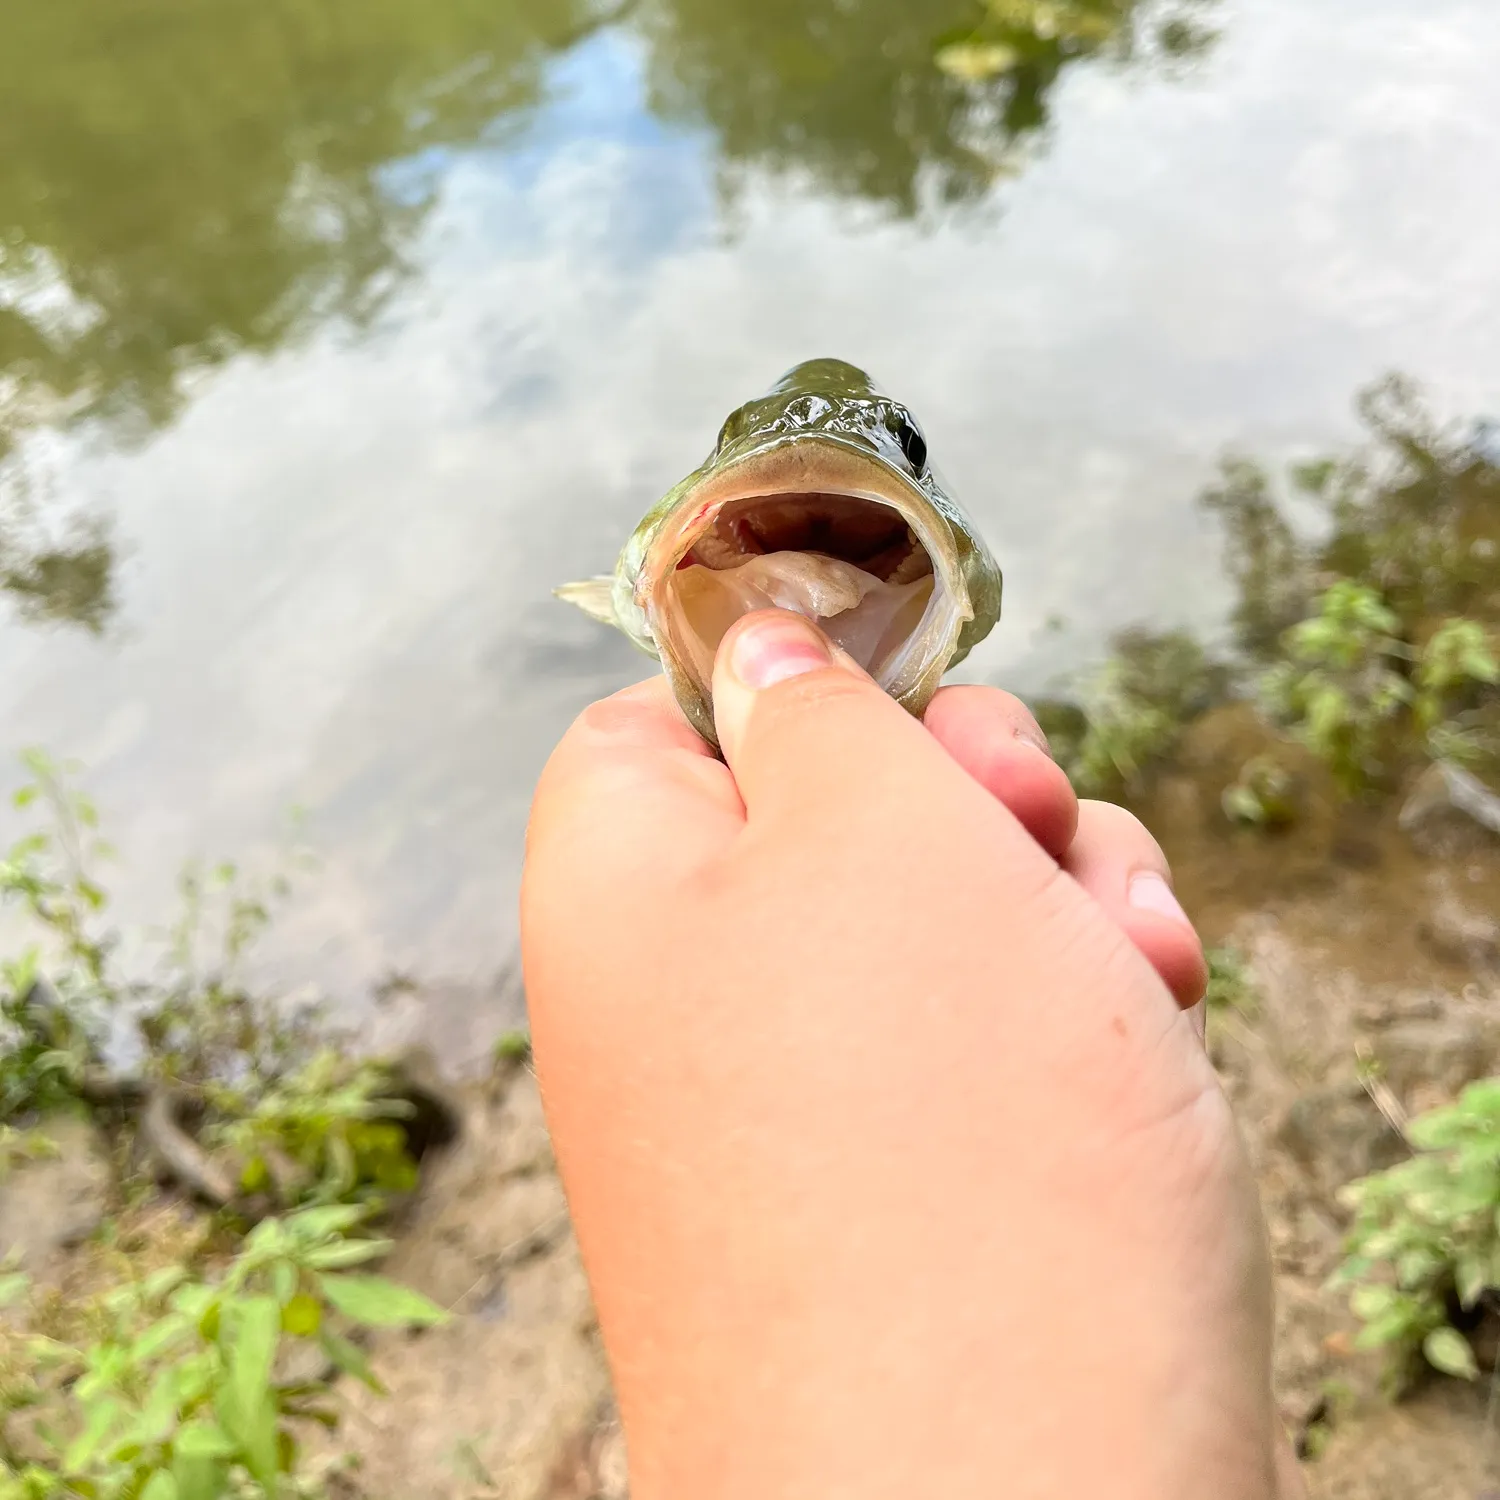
522,609 -> 1297,1500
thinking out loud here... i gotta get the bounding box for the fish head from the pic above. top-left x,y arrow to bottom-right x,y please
574,359 -> 1002,746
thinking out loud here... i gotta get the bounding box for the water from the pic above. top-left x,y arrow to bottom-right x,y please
1,0 -> 1497,1025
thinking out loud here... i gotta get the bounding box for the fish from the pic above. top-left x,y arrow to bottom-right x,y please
557,358 -> 1003,746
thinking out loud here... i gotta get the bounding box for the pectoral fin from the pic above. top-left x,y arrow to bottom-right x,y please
554,575 -> 620,627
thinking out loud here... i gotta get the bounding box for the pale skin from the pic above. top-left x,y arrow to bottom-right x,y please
522,608 -> 1306,1500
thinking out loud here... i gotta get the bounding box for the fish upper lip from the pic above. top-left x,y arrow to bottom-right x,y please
638,434 -> 963,630
708,429 -> 930,496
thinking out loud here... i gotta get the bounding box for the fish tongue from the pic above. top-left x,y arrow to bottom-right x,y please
729,551 -> 877,619
669,551 -> 934,685
690,551 -> 930,669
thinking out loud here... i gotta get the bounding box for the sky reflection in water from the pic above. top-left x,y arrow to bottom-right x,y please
0,0 -> 1496,1027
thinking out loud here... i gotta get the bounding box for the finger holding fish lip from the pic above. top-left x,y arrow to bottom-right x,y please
921,684 -> 1078,860
707,610 -> 1206,1016
540,614 -> 1206,1026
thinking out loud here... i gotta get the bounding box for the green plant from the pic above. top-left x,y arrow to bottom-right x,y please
2,755 -> 433,1220
1204,946 -> 1254,1012
1199,455 -> 1313,661
1037,628 -> 1227,799
492,1031 -> 532,1066
1315,376 -> 1500,629
1412,619 -> 1499,769
0,751 -> 121,1117
208,1054 -> 418,1210
1221,754 -> 1299,828
935,0 -> 1218,82
1065,670 -> 1174,797
1331,1077 -> 1500,1389
139,854 -> 321,1092
1259,581 -> 1413,795
1,1205 -> 448,1498
0,1127 -> 59,1181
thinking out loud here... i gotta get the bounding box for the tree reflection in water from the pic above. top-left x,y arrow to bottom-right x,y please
0,0 -> 1219,630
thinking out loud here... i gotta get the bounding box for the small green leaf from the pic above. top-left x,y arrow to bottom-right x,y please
130,1312 -> 193,1365
271,1261 -> 298,1306
318,1274 -> 450,1329
196,1297 -> 221,1343
173,1421 -> 234,1500
173,1422 -> 235,1462
139,1470 -> 178,1500
64,1397 -> 123,1471
142,1266 -> 188,1302
935,40 -> 1020,80
284,1204 -> 367,1240
1350,1283 -> 1398,1322
303,1238 -> 392,1271
1456,1253 -> 1490,1308
173,1448 -> 226,1500
1423,1326 -> 1479,1380
493,1030 -> 532,1063
282,1293 -> 322,1337
1354,1303 -> 1428,1351
229,1295 -> 280,1395
11,786 -> 38,809
220,1295 -> 280,1484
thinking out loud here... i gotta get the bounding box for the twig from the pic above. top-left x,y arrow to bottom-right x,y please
446,1212 -> 573,1312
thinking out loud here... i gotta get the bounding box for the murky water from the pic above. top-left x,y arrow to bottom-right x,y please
1,0 -> 1497,1021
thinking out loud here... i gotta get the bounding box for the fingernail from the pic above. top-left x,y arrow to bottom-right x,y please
1013,726 -> 1051,756
1129,872 -> 1193,930
729,611 -> 834,691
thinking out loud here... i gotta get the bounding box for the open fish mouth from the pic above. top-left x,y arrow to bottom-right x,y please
555,358 -> 1002,747
641,445 -> 967,706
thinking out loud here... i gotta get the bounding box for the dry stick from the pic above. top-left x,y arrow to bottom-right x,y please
446,1211 -> 573,1313
1356,1068 -> 1412,1147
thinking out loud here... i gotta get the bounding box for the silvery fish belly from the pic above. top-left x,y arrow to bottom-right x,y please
557,358 -> 1003,747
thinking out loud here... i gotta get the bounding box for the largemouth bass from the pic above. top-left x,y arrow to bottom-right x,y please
557,358 -> 1003,745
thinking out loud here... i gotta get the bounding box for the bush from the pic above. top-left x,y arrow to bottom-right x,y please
0,755 -> 423,1215
1257,581 -> 1412,796
0,1205 -> 448,1498
1258,582 -> 1499,796
1204,946 -> 1254,1013
208,1054 -> 419,1210
0,755 -> 444,1495
1331,1078 -> 1500,1388
1035,627 -> 1228,799
0,752 -> 119,1117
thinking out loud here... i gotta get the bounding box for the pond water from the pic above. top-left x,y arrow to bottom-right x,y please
1,0 -> 1497,1029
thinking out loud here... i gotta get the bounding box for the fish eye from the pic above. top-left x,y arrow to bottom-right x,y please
895,416 -> 928,477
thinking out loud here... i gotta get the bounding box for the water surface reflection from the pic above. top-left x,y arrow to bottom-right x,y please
0,0 -> 1496,1026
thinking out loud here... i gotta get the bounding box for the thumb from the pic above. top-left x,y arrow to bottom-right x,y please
710,608 -> 972,827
